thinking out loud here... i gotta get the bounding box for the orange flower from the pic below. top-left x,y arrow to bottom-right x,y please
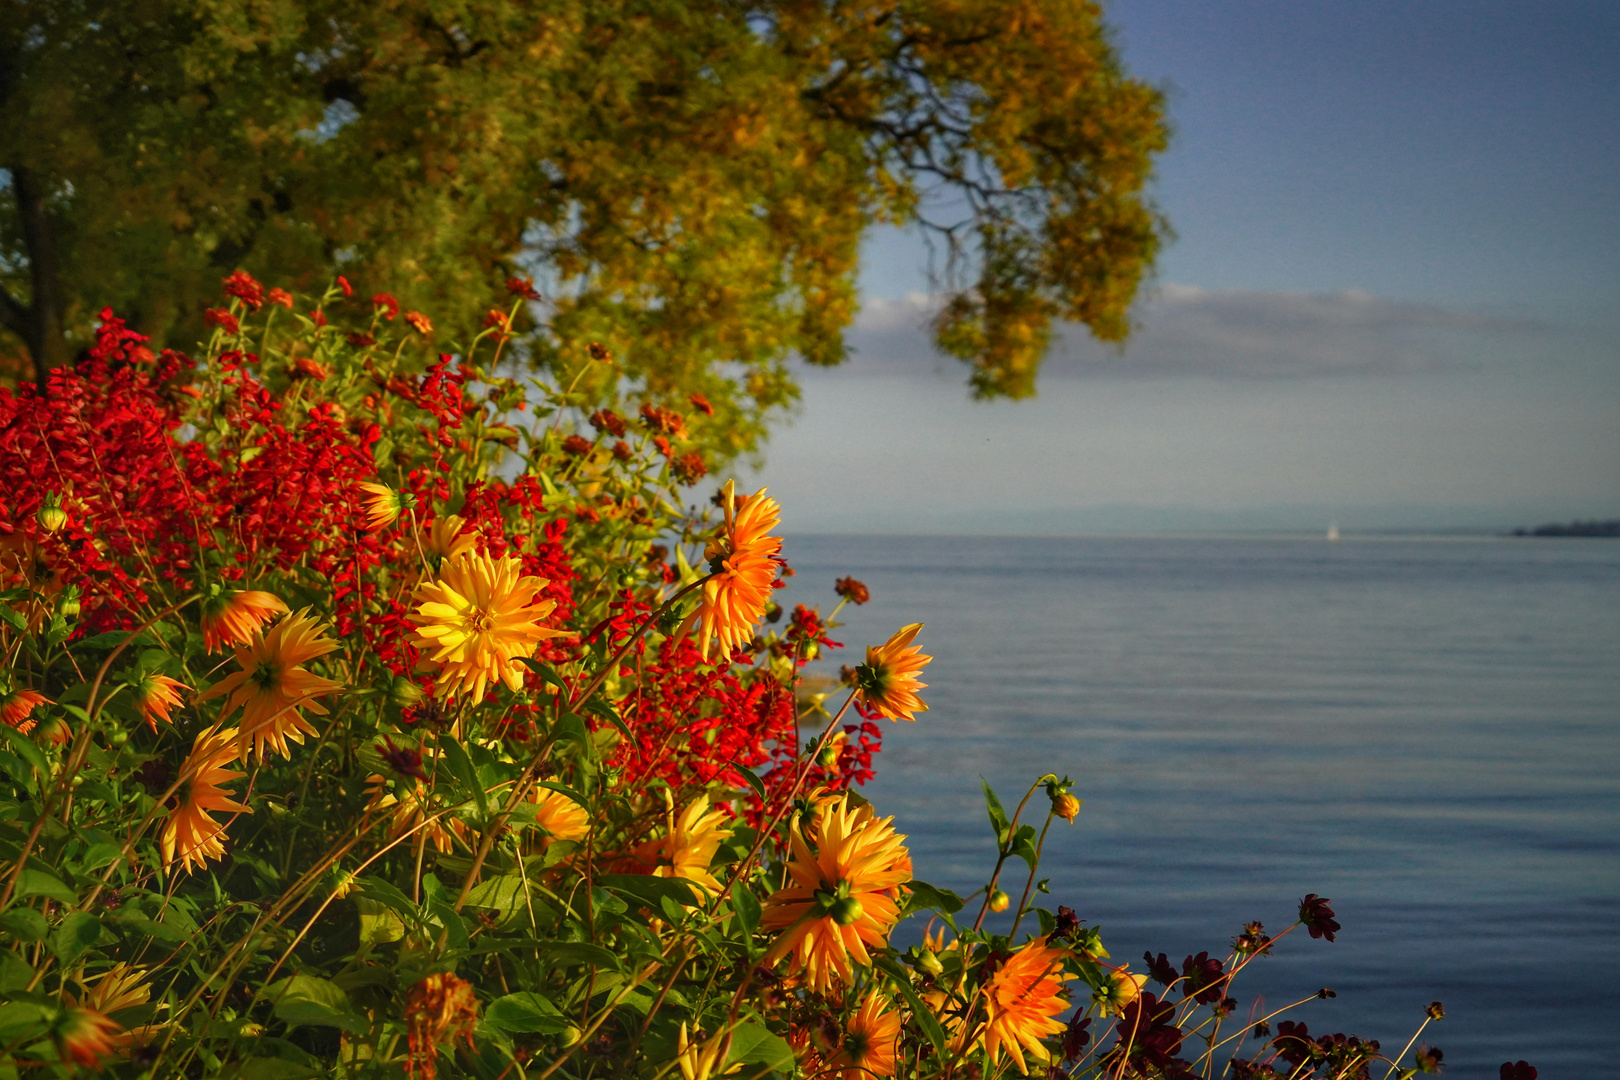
199,590 -> 288,652
160,726 -> 248,873
359,481 -> 408,529
0,688 -> 49,734
405,311 -> 433,334
761,794 -> 911,991
405,973 -> 478,1080
691,481 -> 781,660
854,623 -> 931,721
366,771 -> 469,855
409,551 -> 565,705
268,287 -> 294,309
135,674 -> 186,731
981,936 -> 1072,1073
56,1006 -> 123,1067
627,794 -> 732,897
832,991 -> 902,1080
200,608 -> 343,760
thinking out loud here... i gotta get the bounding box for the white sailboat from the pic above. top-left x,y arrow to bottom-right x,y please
1326,521 -> 1341,541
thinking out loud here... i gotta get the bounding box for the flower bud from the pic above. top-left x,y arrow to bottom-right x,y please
58,587 -> 82,619
828,895 -> 865,926
1052,792 -> 1081,822
37,496 -> 67,533
988,889 -> 1010,913
389,675 -> 426,707
1426,1001 -> 1445,1020
917,949 -> 944,977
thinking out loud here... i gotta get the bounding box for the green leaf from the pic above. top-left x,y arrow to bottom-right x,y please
541,941 -> 620,971
901,880 -> 965,919
579,695 -> 634,743
357,877 -> 418,917
876,957 -> 947,1056
462,875 -> 529,915
437,736 -> 488,821
264,976 -> 368,1033
0,1000 -> 51,1043
1008,824 -> 1040,874
0,951 -> 33,993
515,658 -> 566,689
727,1020 -> 796,1071
0,908 -> 48,943
0,725 -> 48,780
734,766 -> 766,802
483,993 -> 567,1034
232,1059 -> 322,1080
981,777 -> 1011,846
52,911 -> 101,964
597,874 -> 699,911
731,885 -> 761,939
14,867 -> 77,904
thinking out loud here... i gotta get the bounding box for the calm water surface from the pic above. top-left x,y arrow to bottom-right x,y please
784,536 -> 1620,1079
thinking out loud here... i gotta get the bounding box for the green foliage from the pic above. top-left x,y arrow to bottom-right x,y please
0,0 -> 1169,455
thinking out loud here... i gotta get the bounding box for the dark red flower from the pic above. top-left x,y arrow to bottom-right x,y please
672,451 -> 707,485
370,293 -> 400,320
337,275 -> 353,297
1144,951 -> 1178,987
587,342 -> 611,361
834,576 -> 870,604
1500,1063 -> 1537,1080
1299,893 -> 1340,941
639,402 -> 685,438
562,435 -> 593,456
1180,951 -> 1226,1004
348,332 -> 376,347
1274,1022 -> 1316,1068
379,737 -> 428,781
1233,920 -> 1272,956
611,440 -> 631,462
688,392 -> 714,416
268,287 -> 294,309
222,270 -> 265,309
1061,1012 -> 1091,1062
204,308 -> 240,335
505,276 -> 542,301
1052,905 -> 1079,940
589,409 -> 626,438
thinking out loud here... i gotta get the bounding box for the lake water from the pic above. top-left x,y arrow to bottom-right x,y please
783,535 -> 1620,1079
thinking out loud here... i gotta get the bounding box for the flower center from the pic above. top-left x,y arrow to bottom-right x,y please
464,608 -> 494,634
250,662 -> 280,690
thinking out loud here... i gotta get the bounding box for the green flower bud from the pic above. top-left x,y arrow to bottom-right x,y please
828,895 -> 865,926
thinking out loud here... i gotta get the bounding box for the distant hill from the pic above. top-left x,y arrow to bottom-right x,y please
1511,519 -> 1620,538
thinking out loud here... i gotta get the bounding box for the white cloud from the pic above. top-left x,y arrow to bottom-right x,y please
832,285 -> 1541,380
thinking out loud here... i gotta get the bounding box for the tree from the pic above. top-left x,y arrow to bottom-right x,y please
0,0 -> 1168,456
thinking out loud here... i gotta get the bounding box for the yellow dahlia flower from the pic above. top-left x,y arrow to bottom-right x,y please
982,935 -> 1072,1074
418,513 -> 477,562
160,726 -> 249,874
409,551 -> 564,705
200,608 -> 344,760
365,773 -> 469,856
854,623 -> 931,721
629,794 -> 733,897
359,481 -> 409,529
531,786 -> 590,845
761,794 -> 911,991
693,481 -> 781,660
1092,966 -> 1148,1018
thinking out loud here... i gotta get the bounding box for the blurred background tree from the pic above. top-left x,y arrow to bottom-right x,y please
0,0 -> 1167,457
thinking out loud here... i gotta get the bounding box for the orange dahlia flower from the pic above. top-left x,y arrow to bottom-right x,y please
160,726 -> 248,873
408,551 -> 564,705
199,590 -> 288,652
405,973 -> 478,1080
761,794 -> 911,991
365,772 -> 469,856
854,623 -> 931,721
56,1006 -> 123,1067
692,481 -> 781,660
832,991 -> 902,1080
359,482 -> 409,529
135,674 -> 186,731
200,608 -> 343,760
0,688 -> 49,734
981,935 -> 1072,1074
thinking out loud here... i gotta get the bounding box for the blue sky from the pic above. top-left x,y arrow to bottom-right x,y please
743,0 -> 1620,534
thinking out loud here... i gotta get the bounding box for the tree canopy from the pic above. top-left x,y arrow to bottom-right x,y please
1,0 -> 1168,456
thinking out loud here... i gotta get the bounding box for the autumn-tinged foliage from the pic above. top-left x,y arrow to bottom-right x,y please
0,279 -> 1499,1078
0,0 -> 1169,455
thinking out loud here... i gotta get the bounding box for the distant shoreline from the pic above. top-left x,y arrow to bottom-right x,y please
1510,519 -> 1620,538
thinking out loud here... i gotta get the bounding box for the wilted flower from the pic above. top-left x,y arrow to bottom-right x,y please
199,589 -> 288,652
409,550 -> 564,705
1426,1001 -> 1446,1020
1299,894 -> 1341,941
853,624 -> 930,721
833,577 -> 870,605
160,726 -> 248,873
404,973 -> 478,1080
982,935 -> 1072,1074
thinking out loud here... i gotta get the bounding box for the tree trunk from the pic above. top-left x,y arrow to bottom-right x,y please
11,165 -> 70,389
